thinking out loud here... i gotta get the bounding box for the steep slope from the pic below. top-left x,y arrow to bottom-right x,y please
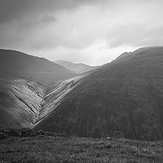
55,60 -> 98,74
34,76 -> 83,126
0,76 -> 83,129
0,79 -> 45,129
35,46 -> 163,141
0,49 -> 76,86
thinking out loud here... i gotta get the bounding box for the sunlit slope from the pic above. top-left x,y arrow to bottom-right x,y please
35,47 -> 163,141
34,76 -> 83,126
0,76 -> 83,129
0,80 -> 45,129
0,49 -> 77,129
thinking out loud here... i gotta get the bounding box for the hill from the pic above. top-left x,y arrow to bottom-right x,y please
0,49 -> 76,86
55,60 -> 98,74
0,49 -> 76,129
35,46 -> 163,141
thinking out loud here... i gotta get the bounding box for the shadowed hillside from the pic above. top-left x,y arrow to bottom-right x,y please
0,49 -> 76,86
35,47 -> 163,141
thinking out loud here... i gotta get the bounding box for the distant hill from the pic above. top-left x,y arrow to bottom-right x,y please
35,46 -> 163,141
0,49 -> 76,86
54,60 -> 98,74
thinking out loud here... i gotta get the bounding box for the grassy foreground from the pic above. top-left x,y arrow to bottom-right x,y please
0,129 -> 163,162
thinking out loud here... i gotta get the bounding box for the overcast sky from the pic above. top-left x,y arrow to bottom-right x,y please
0,0 -> 163,65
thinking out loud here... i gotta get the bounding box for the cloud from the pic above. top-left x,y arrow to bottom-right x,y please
0,0 -> 108,49
39,15 -> 56,24
0,0 -> 108,24
107,24 -> 163,48
0,0 -> 163,65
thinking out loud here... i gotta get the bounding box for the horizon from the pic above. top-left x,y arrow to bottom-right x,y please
0,45 -> 161,66
0,0 -> 163,65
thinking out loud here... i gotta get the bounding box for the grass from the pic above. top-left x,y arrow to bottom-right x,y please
35,47 -> 163,140
0,129 -> 163,162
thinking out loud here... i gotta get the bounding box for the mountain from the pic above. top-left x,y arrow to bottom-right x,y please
0,49 -> 77,129
0,49 -> 76,86
35,46 -> 163,141
114,47 -> 155,62
54,60 -> 98,74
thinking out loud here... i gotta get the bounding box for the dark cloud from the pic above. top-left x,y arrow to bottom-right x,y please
0,0 -> 108,50
0,0 -> 36,23
0,0 -> 163,65
0,0 -> 108,24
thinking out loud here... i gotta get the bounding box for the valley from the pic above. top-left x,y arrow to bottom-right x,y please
1,47 -> 163,141
0,47 -> 163,162
34,75 -> 83,126
0,76 -> 83,129
1,0 -> 163,162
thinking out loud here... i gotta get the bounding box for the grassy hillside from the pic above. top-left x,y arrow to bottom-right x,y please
0,49 -> 76,86
0,129 -> 163,163
35,47 -> 163,141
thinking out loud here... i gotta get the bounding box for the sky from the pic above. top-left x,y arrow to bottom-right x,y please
0,0 -> 163,66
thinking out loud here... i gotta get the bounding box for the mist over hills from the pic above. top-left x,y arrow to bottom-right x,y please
54,60 -> 98,74
35,46 -> 163,141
